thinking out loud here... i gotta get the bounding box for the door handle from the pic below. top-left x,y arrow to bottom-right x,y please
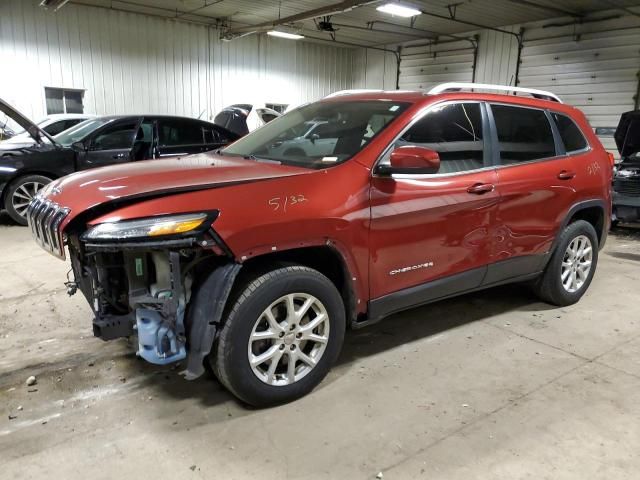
557,170 -> 576,180
467,183 -> 495,195
112,153 -> 127,159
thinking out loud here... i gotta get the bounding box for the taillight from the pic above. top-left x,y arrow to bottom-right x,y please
607,152 -> 616,167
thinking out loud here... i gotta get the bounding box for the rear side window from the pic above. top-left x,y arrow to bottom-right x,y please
158,119 -> 204,146
204,126 -> 225,144
552,113 -> 588,153
491,104 -> 556,164
394,102 -> 485,174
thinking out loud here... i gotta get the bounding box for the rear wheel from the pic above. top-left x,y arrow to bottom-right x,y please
212,266 -> 345,407
533,220 -> 598,306
4,175 -> 52,225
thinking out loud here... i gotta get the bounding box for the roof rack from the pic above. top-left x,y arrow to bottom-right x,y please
325,89 -> 384,98
428,82 -> 562,103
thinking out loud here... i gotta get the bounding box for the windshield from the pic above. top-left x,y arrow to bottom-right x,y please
54,118 -> 112,146
222,100 -> 410,168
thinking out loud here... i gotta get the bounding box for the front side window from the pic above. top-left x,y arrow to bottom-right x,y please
222,101 -> 410,168
382,102 -> 485,174
552,113 -> 588,153
91,121 -> 138,151
54,118 -> 111,146
491,104 -> 556,164
158,119 -> 204,146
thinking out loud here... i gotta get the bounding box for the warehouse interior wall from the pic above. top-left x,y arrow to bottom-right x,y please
352,48 -> 398,90
0,0 -> 356,121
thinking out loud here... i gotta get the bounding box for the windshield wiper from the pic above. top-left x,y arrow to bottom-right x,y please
243,154 -> 281,164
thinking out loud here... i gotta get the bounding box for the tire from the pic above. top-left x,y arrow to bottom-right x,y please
4,174 -> 52,226
212,266 -> 345,407
533,220 -> 599,306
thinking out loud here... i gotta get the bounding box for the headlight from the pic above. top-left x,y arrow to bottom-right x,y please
83,212 -> 211,241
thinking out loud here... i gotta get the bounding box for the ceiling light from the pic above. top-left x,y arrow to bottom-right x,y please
267,30 -> 304,40
376,3 -> 422,17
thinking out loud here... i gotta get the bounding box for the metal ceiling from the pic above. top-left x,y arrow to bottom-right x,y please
69,0 -> 640,47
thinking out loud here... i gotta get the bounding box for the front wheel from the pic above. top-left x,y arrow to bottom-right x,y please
533,220 -> 599,306
4,174 -> 52,225
212,266 -> 345,407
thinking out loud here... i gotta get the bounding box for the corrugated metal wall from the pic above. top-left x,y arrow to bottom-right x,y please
0,0 -> 356,122
474,28 -> 519,85
398,39 -> 476,91
518,16 -> 640,154
352,48 -> 398,90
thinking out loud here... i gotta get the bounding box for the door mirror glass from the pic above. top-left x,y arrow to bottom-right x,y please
379,146 -> 440,175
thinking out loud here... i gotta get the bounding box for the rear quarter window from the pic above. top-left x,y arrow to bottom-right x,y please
491,104 -> 556,164
552,113 -> 588,153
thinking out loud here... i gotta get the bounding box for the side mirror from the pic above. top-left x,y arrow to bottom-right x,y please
377,146 -> 440,175
71,140 -> 88,152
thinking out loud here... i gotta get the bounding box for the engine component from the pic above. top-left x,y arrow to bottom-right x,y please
136,308 -> 186,365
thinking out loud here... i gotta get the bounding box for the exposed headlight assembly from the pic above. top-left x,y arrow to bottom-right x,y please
83,212 -> 214,242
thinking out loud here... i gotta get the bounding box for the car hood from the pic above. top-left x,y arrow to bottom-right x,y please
45,153 -> 313,222
0,97 -> 57,146
615,110 -> 640,159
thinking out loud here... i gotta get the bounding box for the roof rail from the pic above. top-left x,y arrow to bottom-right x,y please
325,89 -> 384,98
428,82 -> 562,103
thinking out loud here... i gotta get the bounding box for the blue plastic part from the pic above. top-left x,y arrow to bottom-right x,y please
136,308 -> 186,365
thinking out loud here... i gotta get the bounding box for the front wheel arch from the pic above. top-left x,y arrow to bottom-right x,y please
3,173 -> 55,225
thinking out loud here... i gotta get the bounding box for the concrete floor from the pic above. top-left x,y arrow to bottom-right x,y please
1,213 -> 640,480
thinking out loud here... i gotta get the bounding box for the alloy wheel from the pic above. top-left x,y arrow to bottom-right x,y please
12,181 -> 45,218
248,293 -> 330,386
561,234 -> 593,293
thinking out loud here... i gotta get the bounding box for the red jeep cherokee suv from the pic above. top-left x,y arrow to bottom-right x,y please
28,83 -> 611,406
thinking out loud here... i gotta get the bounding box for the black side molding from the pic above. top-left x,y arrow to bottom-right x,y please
364,266 -> 487,327
181,262 -> 241,380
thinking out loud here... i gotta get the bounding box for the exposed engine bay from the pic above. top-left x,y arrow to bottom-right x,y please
66,236 -> 240,379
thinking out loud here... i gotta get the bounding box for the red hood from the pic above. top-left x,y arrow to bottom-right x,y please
44,153 -> 312,223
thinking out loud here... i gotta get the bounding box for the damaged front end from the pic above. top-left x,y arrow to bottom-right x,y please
30,203 -> 240,379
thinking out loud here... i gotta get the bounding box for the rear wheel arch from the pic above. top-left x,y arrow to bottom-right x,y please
561,200 -> 606,247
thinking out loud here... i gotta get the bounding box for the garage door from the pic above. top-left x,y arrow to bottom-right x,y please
518,18 -> 640,156
398,39 -> 476,91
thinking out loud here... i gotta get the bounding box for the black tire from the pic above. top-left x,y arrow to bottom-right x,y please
212,266 -> 345,407
4,174 -> 52,225
533,220 -> 599,306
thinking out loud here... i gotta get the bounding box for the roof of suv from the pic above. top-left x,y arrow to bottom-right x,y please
321,87 -> 581,118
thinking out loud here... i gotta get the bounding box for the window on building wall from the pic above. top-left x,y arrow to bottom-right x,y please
45,88 -> 84,114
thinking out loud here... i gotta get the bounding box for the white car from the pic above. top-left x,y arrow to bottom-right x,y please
267,120 -> 338,159
1,113 -> 94,147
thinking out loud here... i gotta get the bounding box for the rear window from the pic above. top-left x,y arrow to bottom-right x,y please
158,119 -> 204,146
491,104 -> 556,164
553,113 -> 588,153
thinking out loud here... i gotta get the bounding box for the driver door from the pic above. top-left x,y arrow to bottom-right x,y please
369,102 -> 500,304
77,118 -> 140,169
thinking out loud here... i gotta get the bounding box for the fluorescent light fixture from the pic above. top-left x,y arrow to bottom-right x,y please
376,3 -> 422,17
267,30 -> 304,40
